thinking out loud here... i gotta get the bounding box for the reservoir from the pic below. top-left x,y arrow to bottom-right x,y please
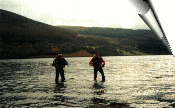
0,55 -> 175,107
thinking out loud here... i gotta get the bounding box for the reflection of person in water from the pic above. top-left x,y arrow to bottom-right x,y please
89,52 -> 105,82
52,53 -> 68,83
54,83 -> 65,93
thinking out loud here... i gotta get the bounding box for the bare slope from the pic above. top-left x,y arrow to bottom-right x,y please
0,9 -> 171,59
58,26 -> 171,55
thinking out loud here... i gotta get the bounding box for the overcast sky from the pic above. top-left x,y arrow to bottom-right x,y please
0,0 -> 150,29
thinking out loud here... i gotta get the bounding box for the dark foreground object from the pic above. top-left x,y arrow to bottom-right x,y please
87,98 -> 130,108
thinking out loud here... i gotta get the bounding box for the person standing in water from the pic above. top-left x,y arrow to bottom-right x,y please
89,52 -> 105,82
52,53 -> 68,83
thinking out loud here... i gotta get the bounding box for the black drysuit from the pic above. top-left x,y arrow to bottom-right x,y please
52,57 -> 68,82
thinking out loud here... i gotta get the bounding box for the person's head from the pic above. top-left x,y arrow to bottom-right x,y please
57,53 -> 62,58
94,52 -> 98,57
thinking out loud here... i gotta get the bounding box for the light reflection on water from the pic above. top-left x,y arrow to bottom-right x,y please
0,55 -> 175,107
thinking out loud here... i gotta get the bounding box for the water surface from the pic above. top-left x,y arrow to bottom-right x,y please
0,55 -> 175,107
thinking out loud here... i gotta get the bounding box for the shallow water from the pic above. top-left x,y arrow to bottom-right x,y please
0,55 -> 175,107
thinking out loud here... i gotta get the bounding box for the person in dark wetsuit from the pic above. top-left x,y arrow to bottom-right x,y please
89,52 -> 105,82
52,53 -> 68,82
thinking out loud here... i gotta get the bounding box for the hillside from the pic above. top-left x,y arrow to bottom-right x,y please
0,9 -> 78,44
0,9 -> 81,58
0,9 -> 121,58
58,26 -> 171,55
64,50 -> 93,57
0,9 -> 171,59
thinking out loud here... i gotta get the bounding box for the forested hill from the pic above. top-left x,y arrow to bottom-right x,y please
0,9 -> 80,58
0,9 -> 119,58
58,26 -> 171,55
0,9 -> 171,59
58,25 -> 154,37
0,9 -> 77,44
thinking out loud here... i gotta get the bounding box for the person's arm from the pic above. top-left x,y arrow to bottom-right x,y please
64,59 -> 68,65
89,58 -> 94,66
52,59 -> 56,66
62,58 -> 68,68
102,58 -> 105,65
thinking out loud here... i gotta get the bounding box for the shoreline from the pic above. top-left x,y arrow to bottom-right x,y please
0,54 -> 173,60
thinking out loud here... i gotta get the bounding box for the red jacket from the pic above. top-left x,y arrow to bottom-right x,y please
89,56 -> 105,67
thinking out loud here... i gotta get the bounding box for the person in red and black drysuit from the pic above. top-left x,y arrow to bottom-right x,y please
52,53 -> 68,83
89,52 -> 105,82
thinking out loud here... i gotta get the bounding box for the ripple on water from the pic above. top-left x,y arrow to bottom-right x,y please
0,56 -> 175,107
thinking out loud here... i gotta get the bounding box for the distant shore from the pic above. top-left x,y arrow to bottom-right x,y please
1,49 -> 171,59
29,50 -> 94,58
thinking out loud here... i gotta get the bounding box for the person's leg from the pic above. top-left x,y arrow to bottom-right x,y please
60,68 -> 65,82
55,68 -> 59,82
94,68 -> 98,81
99,67 -> 105,82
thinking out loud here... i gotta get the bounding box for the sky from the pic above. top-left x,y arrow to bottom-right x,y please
0,0 -> 150,29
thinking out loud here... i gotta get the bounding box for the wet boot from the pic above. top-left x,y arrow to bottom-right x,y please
55,77 -> 58,83
61,78 -> 65,82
